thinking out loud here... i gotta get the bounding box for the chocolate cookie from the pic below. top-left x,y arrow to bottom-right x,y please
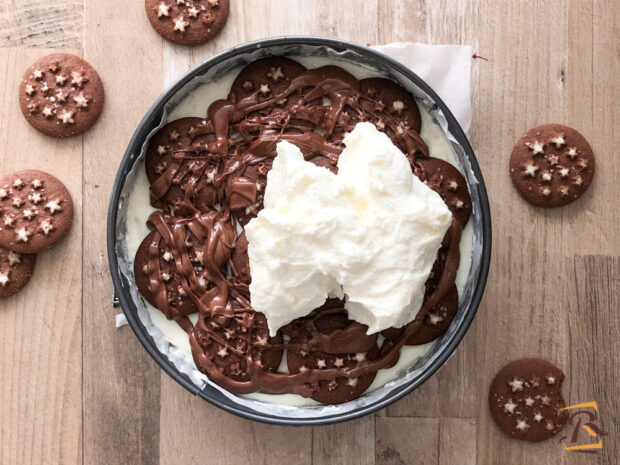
509,124 -> 595,207
196,311 -> 283,383
382,284 -> 458,346
145,0 -> 230,46
489,358 -> 569,442
0,170 -> 74,253
415,157 -> 471,227
19,53 -> 104,138
230,231 -> 250,284
134,230 -> 200,317
228,57 -> 307,108
146,118 -> 221,215
134,210 -> 236,319
286,310 -> 379,404
359,77 -> 422,133
0,247 -> 36,298
357,78 -> 426,158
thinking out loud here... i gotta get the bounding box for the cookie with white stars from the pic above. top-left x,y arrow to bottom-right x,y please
228,56 -> 308,109
145,118 -> 221,216
145,0 -> 230,46
509,124 -> 595,207
285,310 -> 379,404
19,53 -> 104,138
489,358 -> 569,442
414,157 -> 472,227
359,77 -> 422,135
381,284 -> 458,346
195,310 -> 283,384
0,170 -> 73,253
0,246 -> 36,298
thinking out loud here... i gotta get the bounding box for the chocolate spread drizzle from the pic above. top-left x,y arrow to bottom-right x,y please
139,60 -> 465,400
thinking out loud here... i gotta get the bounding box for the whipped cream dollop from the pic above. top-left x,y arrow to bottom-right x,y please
245,122 -> 452,336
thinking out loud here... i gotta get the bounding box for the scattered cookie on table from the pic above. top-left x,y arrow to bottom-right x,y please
145,0 -> 230,46
19,53 -> 104,138
0,170 -> 74,254
489,358 -> 569,442
0,246 -> 36,299
509,124 -> 595,208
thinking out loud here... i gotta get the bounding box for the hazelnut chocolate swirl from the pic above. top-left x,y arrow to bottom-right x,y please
136,57 -> 469,403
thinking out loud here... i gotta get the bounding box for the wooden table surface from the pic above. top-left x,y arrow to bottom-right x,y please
0,1 -> 618,464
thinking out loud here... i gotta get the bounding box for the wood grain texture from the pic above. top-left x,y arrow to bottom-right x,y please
81,1 -> 163,465
0,48 -> 82,465
0,1 -> 83,48
0,0 -> 618,464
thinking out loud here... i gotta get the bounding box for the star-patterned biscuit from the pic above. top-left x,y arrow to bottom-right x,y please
144,0 -> 230,46
510,124 -> 595,207
489,358 -> 569,442
0,170 -> 73,253
0,246 -> 36,299
19,53 -> 104,138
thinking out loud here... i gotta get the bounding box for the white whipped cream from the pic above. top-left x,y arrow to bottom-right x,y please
245,122 -> 452,336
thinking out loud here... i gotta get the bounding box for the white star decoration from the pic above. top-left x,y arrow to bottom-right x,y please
334,358 -> 344,367
217,347 -> 228,357
39,220 -> 53,235
566,147 -> 578,158
503,400 -> 517,413
45,200 -> 62,214
529,140 -> 544,155
156,2 -> 170,17
33,69 -> 44,80
173,16 -> 189,32
4,216 -> 14,227
508,378 -> 524,392
347,378 -> 358,387
550,135 -> 565,147
573,176 -> 583,186
525,396 -> 535,407
516,419 -> 529,431
547,376 -> 555,385
523,163 -> 539,177
42,106 -> 54,118
0,188 -> 7,199
267,67 -> 285,83
13,178 -> 24,188
355,353 -> 366,362
259,83 -> 271,95
188,6 -> 200,18
29,193 -> 43,204
533,412 -> 543,422
316,359 -> 326,368
559,167 -> 569,177
12,197 -> 23,208
157,145 -> 167,155
71,71 -> 86,88
57,110 -> 75,125
428,312 -> 444,325
0,272 -> 9,287
8,251 -> 21,266
392,100 -> 405,114
16,228 -> 29,242
55,74 -> 67,85
541,172 -> 552,182
32,179 -> 43,189
73,93 -> 89,108
25,84 -> 35,96
55,89 -> 68,102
